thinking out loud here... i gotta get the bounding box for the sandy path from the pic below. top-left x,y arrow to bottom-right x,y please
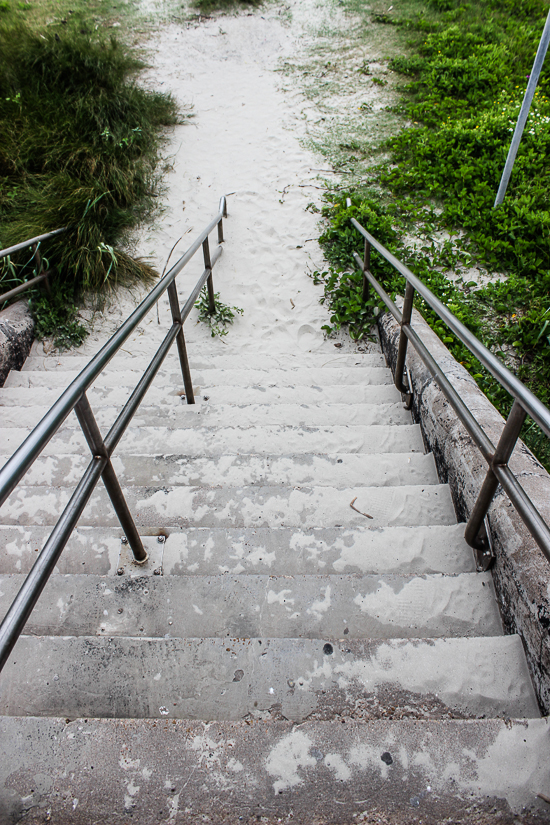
49,0 -> 379,362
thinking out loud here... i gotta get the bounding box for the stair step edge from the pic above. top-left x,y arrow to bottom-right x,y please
0,634 -> 539,722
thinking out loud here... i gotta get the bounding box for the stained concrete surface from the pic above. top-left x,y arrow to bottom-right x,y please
0,635 -> 538,721
1,716 -> 550,824
0,571 -> 502,640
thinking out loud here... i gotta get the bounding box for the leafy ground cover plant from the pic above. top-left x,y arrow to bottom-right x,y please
31,285 -> 88,350
318,0 -> 550,467
0,15 -> 178,346
195,286 -> 244,337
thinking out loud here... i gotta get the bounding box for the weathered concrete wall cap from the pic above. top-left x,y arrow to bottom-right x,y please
0,300 -> 34,387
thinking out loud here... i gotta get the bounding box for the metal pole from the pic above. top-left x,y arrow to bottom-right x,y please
105,323 -> 180,452
74,393 -> 147,563
0,227 -> 66,260
0,272 -> 49,304
465,398 -> 527,549
203,238 -> 216,314
362,239 -> 370,302
494,9 -> 550,207
395,281 -> 415,397
0,455 -> 106,672
167,281 -> 195,404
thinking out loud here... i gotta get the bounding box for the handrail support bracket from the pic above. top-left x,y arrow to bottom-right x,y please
465,399 -> 527,568
167,282 -> 195,405
203,238 -> 216,315
395,281 -> 415,408
362,239 -> 370,303
75,394 -> 147,563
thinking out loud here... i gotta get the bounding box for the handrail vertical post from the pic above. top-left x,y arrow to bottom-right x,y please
167,281 -> 195,405
217,216 -> 224,245
362,238 -> 370,303
395,281 -> 415,399
465,398 -> 527,561
74,393 -> 147,563
203,237 -> 216,314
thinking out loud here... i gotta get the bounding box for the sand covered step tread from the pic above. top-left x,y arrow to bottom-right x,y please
0,452 -> 439,490
3,366 -> 394,389
0,634 -> 538,722
0,383 -> 403,407
0,524 -> 475,577
0,422 -> 425,457
0,401 -> 413,430
0,571 -> 502,640
21,351 -> 387,371
1,483 -> 457,529
1,715 -> 547,821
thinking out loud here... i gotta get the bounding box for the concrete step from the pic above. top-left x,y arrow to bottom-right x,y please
0,401 -> 412,430
0,382 -> 402,407
1,451 -> 438,489
1,483 -> 456,529
4,366 -> 393,389
0,572 -> 502,640
21,351 -> 386,371
2,715 -> 548,822
0,635 -> 538,721
1,422 -> 425,456
0,523 -> 475,577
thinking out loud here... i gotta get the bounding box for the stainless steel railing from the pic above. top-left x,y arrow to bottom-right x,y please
345,199 -> 550,572
0,197 -> 227,671
0,228 -> 67,304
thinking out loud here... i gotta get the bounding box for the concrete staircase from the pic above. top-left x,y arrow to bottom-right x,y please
0,345 -> 548,824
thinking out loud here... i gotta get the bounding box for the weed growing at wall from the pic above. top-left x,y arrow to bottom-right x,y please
319,0 -> 550,466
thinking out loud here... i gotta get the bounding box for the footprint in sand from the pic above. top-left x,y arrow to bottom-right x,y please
297,324 -> 323,351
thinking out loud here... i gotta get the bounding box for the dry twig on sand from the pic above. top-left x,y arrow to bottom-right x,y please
350,497 -> 373,519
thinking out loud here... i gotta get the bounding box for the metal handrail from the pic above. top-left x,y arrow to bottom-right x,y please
0,198 -> 227,671
0,228 -> 67,304
345,199 -> 550,571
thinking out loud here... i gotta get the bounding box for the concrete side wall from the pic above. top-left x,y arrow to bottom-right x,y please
0,301 -> 34,387
378,309 -> 550,713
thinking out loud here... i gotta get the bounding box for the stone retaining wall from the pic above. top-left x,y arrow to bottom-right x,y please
379,309 -> 550,713
0,301 -> 34,387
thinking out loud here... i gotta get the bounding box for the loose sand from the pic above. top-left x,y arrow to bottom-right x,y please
34,0 -> 386,362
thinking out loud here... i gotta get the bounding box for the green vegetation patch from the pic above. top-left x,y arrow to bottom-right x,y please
193,0 -> 260,15
0,18 -> 178,345
195,286 -> 244,337
319,0 -> 550,467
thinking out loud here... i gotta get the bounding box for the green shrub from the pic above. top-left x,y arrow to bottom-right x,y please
0,22 -> 178,296
319,0 -> 550,467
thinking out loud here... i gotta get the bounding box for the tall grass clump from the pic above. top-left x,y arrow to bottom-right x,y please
0,21 -> 179,340
319,0 -> 550,468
